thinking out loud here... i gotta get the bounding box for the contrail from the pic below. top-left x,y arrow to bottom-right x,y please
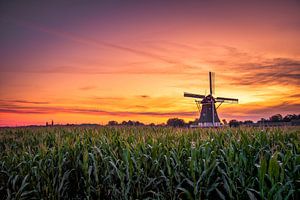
1,17 -> 197,70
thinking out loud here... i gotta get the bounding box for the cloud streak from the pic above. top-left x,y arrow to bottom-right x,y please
79,85 -> 97,91
0,104 -> 196,118
0,99 -> 49,105
138,95 -> 150,98
233,58 -> 300,86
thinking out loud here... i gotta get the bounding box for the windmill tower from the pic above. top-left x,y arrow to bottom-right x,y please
184,72 -> 238,127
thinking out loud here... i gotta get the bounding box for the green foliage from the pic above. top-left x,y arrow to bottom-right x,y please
0,126 -> 299,199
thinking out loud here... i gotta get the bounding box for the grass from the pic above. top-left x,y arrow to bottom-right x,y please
0,126 -> 299,199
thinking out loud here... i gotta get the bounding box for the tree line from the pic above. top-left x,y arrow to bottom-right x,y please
106,113 -> 300,127
229,114 -> 300,127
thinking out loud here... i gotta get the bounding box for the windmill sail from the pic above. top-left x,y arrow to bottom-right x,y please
216,97 -> 238,103
209,72 -> 215,95
184,92 -> 205,99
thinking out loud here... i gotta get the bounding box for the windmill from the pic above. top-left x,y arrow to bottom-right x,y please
184,72 -> 238,127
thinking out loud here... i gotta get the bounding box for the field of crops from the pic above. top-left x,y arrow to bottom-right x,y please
0,126 -> 299,199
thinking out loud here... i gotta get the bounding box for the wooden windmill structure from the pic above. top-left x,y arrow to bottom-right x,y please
184,72 -> 238,127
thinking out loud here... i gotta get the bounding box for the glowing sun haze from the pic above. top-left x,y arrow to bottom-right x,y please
1,0 -> 300,126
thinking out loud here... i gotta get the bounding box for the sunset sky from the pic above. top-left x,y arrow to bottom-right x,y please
1,0 -> 300,126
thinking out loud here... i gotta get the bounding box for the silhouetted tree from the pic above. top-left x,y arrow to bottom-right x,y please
243,120 -> 254,125
120,120 -> 144,126
167,118 -> 186,127
257,118 -> 268,123
127,120 -> 134,126
229,120 -> 240,127
133,121 -> 144,126
283,114 -> 298,122
108,121 -> 118,126
269,114 -> 283,122
222,119 -> 228,125
187,120 -> 195,126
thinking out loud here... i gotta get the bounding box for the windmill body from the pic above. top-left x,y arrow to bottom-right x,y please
198,95 -> 221,126
184,72 -> 238,127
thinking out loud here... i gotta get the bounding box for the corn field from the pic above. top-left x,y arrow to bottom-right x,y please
0,126 -> 299,199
